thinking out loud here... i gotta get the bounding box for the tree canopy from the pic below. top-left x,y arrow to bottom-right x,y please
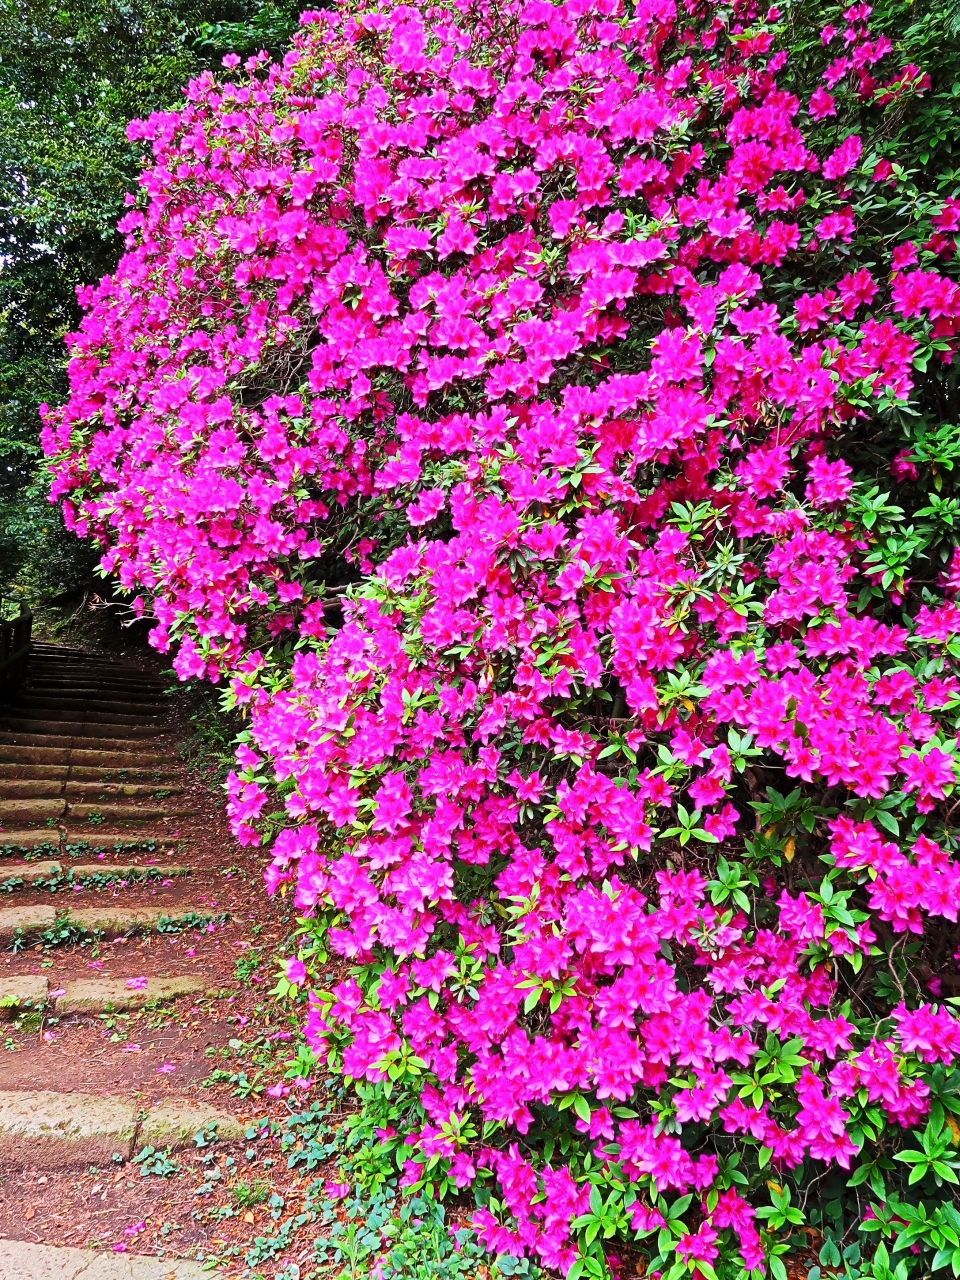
0,0 -> 302,599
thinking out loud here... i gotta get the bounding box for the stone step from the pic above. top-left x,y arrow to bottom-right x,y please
64,781 -> 184,799
0,1090 -> 242,1168
29,650 -> 160,669
0,778 -> 64,798
64,802 -> 193,824
0,972 -> 202,1015
9,698 -> 164,719
0,763 -> 180,783
71,862 -> 190,880
0,903 -> 219,943
0,1239 -> 207,1279
0,797 -> 64,823
0,830 -> 190,856
16,684 -> 164,700
0,829 -> 61,853
24,693 -> 165,705
62,831 -> 187,856
24,683 -> 166,701
71,747 -> 176,767
56,974 -> 204,1014
0,762 -> 69,779
0,975 -> 48,1015
0,904 -> 58,940
0,744 -> 71,766
30,646 -> 103,654
0,732 -> 165,752
0,717 -> 164,739
68,765 -> 181,782
31,645 -> 94,655
27,687 -> 165,703
69,906 -> 214,936
0,862 -> 190,889
26,675 -> 165,690
0,860 -> 63,885
28,665 -> 163,684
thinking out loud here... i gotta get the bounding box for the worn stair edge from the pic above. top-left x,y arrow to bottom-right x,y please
20,686 -> 167,702
62,831 -> 188,855
0,1091 -> 243,1168
68,751 -> 177,767
9,690 -> 164,706
20,686 -> 167,706
0,745 -> 70,765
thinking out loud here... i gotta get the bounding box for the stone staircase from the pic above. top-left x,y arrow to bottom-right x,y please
0,644 -> 244,1178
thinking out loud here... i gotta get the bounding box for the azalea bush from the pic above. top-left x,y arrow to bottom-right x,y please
42,0 -> 960,1276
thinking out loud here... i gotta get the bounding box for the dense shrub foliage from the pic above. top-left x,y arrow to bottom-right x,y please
44,0 -> 960,1276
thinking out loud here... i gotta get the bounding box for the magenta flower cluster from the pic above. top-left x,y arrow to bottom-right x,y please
43,0 -> 960,1273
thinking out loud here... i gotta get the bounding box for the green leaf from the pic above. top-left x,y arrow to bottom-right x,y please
574,1094 -> 592,1125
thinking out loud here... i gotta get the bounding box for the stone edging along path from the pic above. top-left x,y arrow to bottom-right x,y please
0,642 -> 290,1271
